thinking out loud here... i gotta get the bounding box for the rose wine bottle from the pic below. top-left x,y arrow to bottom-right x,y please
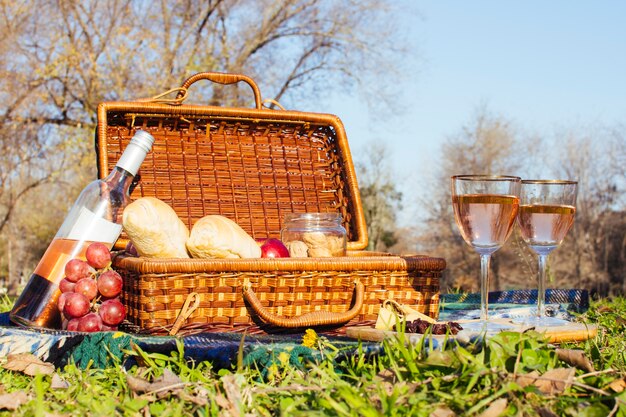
10,130 -> 155,329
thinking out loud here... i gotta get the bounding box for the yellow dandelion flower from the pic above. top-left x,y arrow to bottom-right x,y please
278,351 -> 291,365
302,328 -> 318,348
267,363 -> 279,380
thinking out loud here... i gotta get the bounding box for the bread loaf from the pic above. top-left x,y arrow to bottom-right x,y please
186,215 -> 261,259
122,197 -> 190,258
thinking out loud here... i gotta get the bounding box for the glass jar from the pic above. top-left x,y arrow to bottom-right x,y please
281,213 -> 347,257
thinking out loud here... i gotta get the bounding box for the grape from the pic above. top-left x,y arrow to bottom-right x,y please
99,299 -> 126,326
66,318 -> 80,331
57,292 -> 69,313
85,242 -> 111,269
59,278 -> 76,293
64,259 -> 94,283
75,277 -> 98,300
77,313 -> 103,332
97,270 -> 123,298
63,292 -> 90,319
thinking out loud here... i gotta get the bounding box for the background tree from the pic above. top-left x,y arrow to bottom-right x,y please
544,126 -> 626,296
1,1 -> 623,297
0,0 -> 413,292
355,141 -> 403,252
417,106 -> 537,292
418,106 -> 625,296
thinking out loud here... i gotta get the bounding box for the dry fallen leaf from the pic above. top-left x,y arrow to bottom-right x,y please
478,398 -> 507,417
214,393 -> 231,409
516,370 -> 540,388
2,353 -> 54,376
50,373 -> 70,390
126,374 -> 152,394
608,377 -> 626,393
430,406 -> 457,417
376,368 -> 396,382
126,368 -> 183,398
556,348 -> 595,373
375,368 -> 396,396
221,374 -> 243,417
179,386 -> 210,406
0,390 -> 29,410
534,368 -> 575,395
516,368 -> 575,395
536,407 -> 559,417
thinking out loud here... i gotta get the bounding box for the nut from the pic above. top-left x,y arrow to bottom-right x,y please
286,240 -> 309,257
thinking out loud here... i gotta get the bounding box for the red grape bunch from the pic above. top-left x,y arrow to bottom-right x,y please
58,242 -> 126,332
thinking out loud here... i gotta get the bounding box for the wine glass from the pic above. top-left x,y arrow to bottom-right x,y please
517,180 -> 577,326
451,175 -> 521,330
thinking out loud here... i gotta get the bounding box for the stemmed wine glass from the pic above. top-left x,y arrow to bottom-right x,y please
516,180 -> 577,326
451,175 -> 521,330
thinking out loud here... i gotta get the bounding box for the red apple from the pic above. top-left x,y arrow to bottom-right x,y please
260,238 -> 290,258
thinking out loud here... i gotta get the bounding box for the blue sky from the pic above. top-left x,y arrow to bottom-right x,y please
327,1 -> 626,224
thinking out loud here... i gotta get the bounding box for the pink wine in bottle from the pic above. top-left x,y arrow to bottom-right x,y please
10,130 -> 154,329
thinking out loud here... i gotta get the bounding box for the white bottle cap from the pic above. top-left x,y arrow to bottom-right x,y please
116,130 -> 155,176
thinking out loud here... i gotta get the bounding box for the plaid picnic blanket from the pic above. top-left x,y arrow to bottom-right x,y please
0,289 -> 590,369
0,312 -> 379,369
439,288 -> 589,321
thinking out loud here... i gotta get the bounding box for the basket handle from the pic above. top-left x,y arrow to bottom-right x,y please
177,72 -> 262,109
243,279 -> 364,328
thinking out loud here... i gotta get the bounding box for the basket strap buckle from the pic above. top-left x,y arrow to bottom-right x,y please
169,292 -> 201,336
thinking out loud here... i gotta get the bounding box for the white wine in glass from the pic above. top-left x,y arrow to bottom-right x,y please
451,175 -> 521,329
517,180 -> 577,326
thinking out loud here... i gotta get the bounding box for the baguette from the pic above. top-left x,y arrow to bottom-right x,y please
122,197 -> 190,258
187,215 -> 261,259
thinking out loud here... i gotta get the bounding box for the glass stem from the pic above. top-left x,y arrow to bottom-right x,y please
537,254 -> 548,318
479,254 -> 491,322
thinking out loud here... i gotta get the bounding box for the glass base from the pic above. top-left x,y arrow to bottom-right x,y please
511,316 -> 571,328
459,320 -> 517,333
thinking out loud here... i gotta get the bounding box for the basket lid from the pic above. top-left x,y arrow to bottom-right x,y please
96,72 -> 368,251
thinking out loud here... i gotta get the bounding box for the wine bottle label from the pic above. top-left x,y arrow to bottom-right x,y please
67,207 -> 122,244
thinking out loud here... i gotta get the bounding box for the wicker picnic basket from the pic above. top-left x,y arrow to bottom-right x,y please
96,72 -> 445,335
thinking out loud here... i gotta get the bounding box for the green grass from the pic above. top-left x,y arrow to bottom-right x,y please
1,296 -> 625,416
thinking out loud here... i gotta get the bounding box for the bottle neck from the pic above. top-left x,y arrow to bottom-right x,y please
104,166 -> 135,194
104,131 -> 153,205
115,138 -> 152,176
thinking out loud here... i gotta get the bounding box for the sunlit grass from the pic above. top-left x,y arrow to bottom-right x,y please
0,298 -> 624,416
0,294 -> 12,313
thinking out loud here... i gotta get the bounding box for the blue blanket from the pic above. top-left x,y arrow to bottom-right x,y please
0,289 -> 589,369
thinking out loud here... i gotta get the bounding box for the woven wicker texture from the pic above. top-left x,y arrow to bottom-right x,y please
97,77 -> 366,249
116,252 -> 444,335
97,72 -> 444,334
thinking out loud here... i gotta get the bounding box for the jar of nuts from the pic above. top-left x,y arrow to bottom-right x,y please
281,213 -> 347,257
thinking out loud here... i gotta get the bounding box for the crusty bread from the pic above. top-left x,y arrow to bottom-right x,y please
122,197 -> 190,258
186,215 -> 261,259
